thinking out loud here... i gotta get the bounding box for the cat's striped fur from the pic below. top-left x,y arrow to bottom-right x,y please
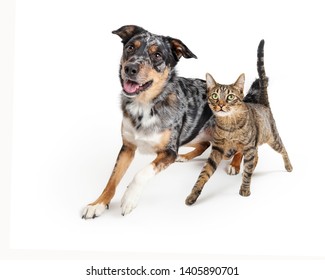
185,40 -> 292,205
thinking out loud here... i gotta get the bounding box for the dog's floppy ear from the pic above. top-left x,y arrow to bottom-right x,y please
167,37 -> 197,60
112,25 -> 146,44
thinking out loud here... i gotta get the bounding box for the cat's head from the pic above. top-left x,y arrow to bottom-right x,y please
206,73 -> 245,117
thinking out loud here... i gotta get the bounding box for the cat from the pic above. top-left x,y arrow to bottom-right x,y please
185,40 -> 293,205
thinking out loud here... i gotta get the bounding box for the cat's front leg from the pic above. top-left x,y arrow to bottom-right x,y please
185,149 -> 222,205
239,146 -> 258,196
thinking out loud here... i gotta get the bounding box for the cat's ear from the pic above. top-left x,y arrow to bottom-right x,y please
234,73 -> 245,92
206,73 -> 218,91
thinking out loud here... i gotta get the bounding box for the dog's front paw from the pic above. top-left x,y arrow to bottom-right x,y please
120,187 -> 141,216
82,203 -> 107,219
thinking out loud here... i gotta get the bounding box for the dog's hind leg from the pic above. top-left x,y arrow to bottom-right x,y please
121,149 -> 177,216
176,142 -> 210,162
82,141 -> 136,219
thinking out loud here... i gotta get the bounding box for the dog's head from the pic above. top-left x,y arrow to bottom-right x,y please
112,25 -> 197,101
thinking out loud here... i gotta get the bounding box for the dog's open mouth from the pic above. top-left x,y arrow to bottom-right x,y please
123,79 -> 153,96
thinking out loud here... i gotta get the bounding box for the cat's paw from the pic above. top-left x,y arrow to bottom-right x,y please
285,163 -> 293,172
239,188 -> 251,197
185,193 -> 200,205
227,164 -> 240,175
82,203 -> 107,219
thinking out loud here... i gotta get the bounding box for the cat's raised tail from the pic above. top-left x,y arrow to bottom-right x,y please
257,39 -> 269,107
244,39 -> 270,107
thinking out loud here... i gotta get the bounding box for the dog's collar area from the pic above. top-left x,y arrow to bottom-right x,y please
123,79 -> 153,96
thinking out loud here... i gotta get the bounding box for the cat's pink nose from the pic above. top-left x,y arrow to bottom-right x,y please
219,100 -> 226,107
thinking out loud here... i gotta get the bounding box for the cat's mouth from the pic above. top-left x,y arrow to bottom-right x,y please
215,109 -> 232,117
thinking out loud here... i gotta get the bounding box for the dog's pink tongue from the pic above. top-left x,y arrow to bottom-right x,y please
123,80 -> 140,94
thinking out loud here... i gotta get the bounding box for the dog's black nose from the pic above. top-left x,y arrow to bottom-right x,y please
124,63 -> 139,78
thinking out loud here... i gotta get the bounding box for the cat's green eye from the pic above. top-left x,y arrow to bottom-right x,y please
211,93 -> 219,100
227,94 -> 235,102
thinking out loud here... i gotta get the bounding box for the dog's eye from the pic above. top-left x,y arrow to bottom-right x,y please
126,45 -> 135,53
153,52 -> 163,61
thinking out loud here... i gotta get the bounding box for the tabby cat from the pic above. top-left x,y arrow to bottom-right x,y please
185,40 -> 292,205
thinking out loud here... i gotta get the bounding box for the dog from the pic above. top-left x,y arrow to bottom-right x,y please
82,25 -> 243,218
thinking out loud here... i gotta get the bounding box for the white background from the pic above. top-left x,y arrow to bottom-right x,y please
2,0 -> 325,271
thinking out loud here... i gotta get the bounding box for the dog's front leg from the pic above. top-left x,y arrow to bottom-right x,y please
121,149 -> 177,216
82,141 -> 136,219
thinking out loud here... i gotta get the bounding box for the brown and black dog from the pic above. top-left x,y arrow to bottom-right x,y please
82,25 -> 243,218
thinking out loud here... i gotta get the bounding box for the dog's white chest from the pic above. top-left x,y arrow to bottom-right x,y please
122,117 -> 163,154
